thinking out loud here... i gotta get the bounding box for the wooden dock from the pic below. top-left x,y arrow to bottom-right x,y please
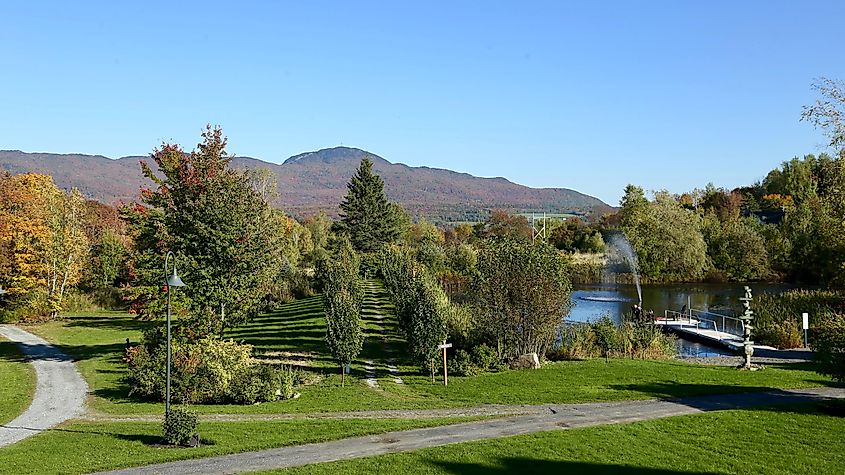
654,310 -> 778,352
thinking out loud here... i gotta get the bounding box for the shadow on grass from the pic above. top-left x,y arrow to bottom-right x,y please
432,458 -> 721,475
610,376 -> 839,401
10,424 -> 219,447
65,315 -> 151,333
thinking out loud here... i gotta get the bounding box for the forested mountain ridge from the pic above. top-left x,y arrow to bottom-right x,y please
0,147 -> 611,222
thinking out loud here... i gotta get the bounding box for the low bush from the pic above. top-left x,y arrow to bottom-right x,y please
755,318 -> 804,349
447,344 -> 503,376
126,328 -> 294,404
163,406 -> 199,446
550,323 -> 599,360
592,316 -> 620,362
812,313 -> 845,382
470,343 -> 501,371
447,349 -> 481,376
755,290 -> 845,348
62,288 -> 125,313
547,315 -> 675,362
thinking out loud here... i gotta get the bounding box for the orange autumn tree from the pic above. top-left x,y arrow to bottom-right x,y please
0,172 -> 89,318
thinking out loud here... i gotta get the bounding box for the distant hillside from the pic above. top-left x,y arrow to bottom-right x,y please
0,147 -> 612,223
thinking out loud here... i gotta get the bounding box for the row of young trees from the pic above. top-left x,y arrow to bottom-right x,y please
319,156 -> 577,376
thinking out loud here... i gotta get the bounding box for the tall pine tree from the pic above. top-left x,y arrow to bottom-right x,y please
337,157 -> 401,253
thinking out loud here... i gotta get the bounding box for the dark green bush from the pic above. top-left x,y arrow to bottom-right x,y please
592,316 -> 620,362
163,407 -> 198,446
447,349 -> 481,376
470,344 -> 501,371
229,365 -> 278,405
812,314 -> 845,382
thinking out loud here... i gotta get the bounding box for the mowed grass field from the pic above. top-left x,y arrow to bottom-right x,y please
273,402 -> 845,475
2,280 -> 842,474
21,287 -> 837,416
0,336 -> 36,425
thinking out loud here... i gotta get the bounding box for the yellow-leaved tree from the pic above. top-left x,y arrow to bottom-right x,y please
0,172 -> 89,318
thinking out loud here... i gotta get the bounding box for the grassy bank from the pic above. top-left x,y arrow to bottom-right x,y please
275,402 -> 845,475
0,337 -> 36,425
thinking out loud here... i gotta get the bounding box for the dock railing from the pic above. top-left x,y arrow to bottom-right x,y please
690,309 -> 744,337
661,309 -> 745,337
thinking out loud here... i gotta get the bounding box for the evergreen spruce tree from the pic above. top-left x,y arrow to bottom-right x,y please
337,158 -> 401,253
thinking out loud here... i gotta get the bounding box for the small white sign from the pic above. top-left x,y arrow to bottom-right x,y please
802,313 -> 809,330
438,343 -> 453,349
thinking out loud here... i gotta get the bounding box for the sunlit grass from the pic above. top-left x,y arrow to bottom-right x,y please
20,291 -> 836,417
274,403 -> 845,475
0,336 -> 35,425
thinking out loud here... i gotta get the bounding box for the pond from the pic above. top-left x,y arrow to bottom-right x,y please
568,283 -> 792,357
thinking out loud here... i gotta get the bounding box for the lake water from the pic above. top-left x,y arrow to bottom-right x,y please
568,283 -> 792,357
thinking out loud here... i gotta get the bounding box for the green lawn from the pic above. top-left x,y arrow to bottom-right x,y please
23,291 -> 835,417
0,336 -> 36,425
274,402 -> 845,475
0,417 -> 484,475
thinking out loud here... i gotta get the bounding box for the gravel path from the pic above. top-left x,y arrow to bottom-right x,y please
0,325 -> 88,448
95,387 -> 844,475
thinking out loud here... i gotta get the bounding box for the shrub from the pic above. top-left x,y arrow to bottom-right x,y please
126,328 -> 286,404
592,316 -> 620,362
812,314 -> 845,382
229,365 -> 279,405
552,323 -> 598,360
163,407 -> 199,446
443,304 -> 474,348
470,344 -> 501,371
755,318 -> 804,349
279,365 -> 297,399
620,319 -> 676,359
549,316 -> 675,361
447,349 -> 481,376
755,290 -> 845,348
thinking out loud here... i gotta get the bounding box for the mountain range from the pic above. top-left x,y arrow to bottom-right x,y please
0,147 -> 611,223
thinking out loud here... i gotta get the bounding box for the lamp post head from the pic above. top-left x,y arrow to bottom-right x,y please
166,272 -> 186,288
164,251 -> 187,288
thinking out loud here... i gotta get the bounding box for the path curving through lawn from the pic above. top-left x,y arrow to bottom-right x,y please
0,325 -> 88,447
95,387 -> 844,475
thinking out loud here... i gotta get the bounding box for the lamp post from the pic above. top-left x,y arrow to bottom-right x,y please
164,251 -> 186,417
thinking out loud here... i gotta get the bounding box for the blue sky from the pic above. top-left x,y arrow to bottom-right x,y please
2,1 -> 843,205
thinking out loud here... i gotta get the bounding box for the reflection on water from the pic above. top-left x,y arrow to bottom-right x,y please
568,283 -> 791,358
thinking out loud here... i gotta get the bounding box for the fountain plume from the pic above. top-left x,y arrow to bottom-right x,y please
604,232 -> 642,304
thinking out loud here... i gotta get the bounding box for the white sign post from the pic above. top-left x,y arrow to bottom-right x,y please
802,312 -> 809,348
438,342 -> 452,386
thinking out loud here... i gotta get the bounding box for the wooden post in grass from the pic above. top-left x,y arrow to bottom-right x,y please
438,342 -> 452,386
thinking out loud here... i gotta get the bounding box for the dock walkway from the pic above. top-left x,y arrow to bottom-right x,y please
653,309 -> 777,352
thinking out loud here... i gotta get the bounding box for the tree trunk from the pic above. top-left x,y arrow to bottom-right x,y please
341,365 -> 345,386
219,303 -> 226,339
